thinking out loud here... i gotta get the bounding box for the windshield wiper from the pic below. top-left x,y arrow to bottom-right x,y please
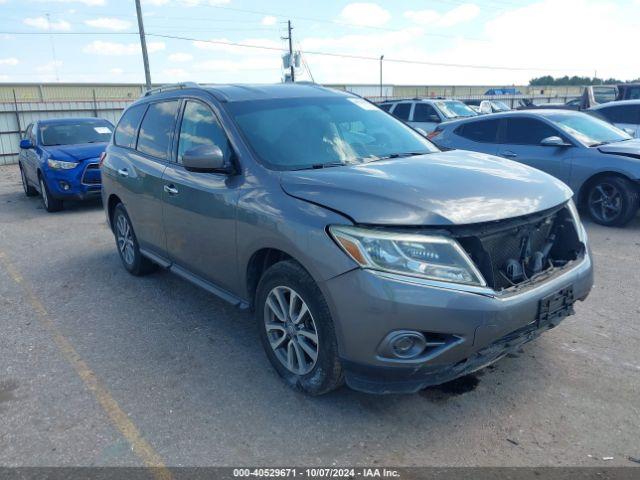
293,162 -> 346,170
368,151 -> 428,162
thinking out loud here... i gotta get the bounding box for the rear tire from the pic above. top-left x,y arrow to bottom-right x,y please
20,164 -> 38,197
112,203 -> 157,276
39,175 -> 63,212
586,176 -> 639,227
255,260 -> 344,396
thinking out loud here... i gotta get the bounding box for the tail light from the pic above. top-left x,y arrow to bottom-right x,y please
427,129 -> 442,140
98,152 -> 107,168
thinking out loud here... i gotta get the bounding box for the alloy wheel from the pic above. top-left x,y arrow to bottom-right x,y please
263,286 -> 319,375
116,214 -> 135,266
588,182 -> 622,223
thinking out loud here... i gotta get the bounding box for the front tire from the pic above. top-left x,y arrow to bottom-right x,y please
20,165 -> 38,197
39,175 -> 63,212
586,176 -> 639,227
255,260 -> 343,396
112,203 -> 157,276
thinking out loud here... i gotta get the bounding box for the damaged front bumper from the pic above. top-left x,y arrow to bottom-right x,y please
322,251 -> 593,394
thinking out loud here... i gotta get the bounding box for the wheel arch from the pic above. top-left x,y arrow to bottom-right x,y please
245,247 -> 324,311
577,171 -> 637,206
107,194 -> 123,231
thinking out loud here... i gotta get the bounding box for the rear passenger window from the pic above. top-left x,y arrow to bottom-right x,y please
177,101 -> 232,164
114,104 -> 146,148
455,119 -> 500,143
136,101 -> 179,160
504,118 -> 558,145
413,103 -> 438,122
598,105 -> 638,124
392,103 -> 412,121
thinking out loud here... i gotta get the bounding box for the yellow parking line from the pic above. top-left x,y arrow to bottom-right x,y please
0,250 -> 172,480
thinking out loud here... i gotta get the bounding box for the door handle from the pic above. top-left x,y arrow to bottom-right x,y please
164,184 -> 179,195
501,151 -> 518,158
117,168 -> 129,177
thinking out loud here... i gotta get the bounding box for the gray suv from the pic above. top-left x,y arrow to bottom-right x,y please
101,83 -> 593,395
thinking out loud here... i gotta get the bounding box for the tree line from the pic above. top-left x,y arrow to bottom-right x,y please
529,75 -> 640,86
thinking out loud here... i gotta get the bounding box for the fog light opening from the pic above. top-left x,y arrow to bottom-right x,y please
59,181 -> 70,191
390,332 -> 427,359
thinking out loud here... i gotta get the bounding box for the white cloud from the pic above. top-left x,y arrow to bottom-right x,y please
261,15 -> 277,26
0,57 -> 19,66
84,18 -> 132,31
337,3 -> 391,27
24,17 -> 71,31
83,40 -> 165,55
109,67 -> 124,75
143,0 -> 170,5
404,3 -> 480,27
162,68 -> 191,81
168,52 -> 194,62
180,0 -> 230,6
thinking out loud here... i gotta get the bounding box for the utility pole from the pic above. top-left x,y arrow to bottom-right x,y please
286,20 -> 295,82
379,55 -> 384,99
135,0 -> 152,90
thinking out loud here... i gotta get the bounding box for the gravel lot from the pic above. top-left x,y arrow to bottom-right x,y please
0,163 -> 639,468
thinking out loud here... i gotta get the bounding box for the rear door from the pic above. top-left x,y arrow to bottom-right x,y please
594,104 -> 640,137
161,98 -> 240,293
110,100 -> 180,257
410,103 -> 440,133
445,118 -> 500,154
389,102 -> 413,123
498,117 -> 573,182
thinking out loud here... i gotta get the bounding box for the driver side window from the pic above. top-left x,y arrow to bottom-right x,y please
177,100 -> 232,165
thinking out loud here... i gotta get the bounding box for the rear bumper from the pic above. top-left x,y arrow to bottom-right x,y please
322,252 -> 593,394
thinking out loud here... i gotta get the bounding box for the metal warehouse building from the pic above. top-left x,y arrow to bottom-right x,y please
0,82 -> 582,165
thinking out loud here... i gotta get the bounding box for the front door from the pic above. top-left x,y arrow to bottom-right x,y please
498,117 -> 573,183
161,99 -> 240,293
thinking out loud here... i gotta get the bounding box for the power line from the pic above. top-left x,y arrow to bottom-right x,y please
146,33 -> 586,73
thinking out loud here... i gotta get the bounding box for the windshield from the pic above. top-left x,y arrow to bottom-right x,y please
547,113 -> 631,147
491,101 -> 510,112
40,121 -> 113,146
434,100 -> 478,119
227,96 -> 438,170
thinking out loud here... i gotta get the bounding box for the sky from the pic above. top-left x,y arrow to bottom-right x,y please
0,0 -> 639,85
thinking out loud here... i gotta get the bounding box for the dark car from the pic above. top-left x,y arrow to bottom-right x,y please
430,110 -> 640,226
101,83 -> 592,395
18,117 -> 113,212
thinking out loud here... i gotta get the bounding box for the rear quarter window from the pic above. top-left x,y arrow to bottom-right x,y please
114,104 -> 147,148
455,119 -> 500,143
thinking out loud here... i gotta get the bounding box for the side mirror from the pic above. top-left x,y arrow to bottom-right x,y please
20,139 -> 33,149
540,136 -> 571,147
428,114 -> 441,123
182,144 -> 232,173
623,128 -> 635,136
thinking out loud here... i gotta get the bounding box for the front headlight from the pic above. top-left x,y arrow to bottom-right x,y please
567,199 -> 587,243
47,159 -> 78,170
329,225 -> 486,286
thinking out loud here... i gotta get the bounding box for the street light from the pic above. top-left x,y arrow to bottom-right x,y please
379,55 -> 384,99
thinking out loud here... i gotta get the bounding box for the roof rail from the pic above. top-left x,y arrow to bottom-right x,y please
143,82 -> 200,97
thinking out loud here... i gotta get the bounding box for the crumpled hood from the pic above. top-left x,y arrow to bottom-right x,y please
597,139 -> 640,158
280,150 -> 573,226
44,143 -> 108,162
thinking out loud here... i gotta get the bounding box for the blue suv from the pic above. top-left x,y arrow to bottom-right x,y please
18,117 -> 113,212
